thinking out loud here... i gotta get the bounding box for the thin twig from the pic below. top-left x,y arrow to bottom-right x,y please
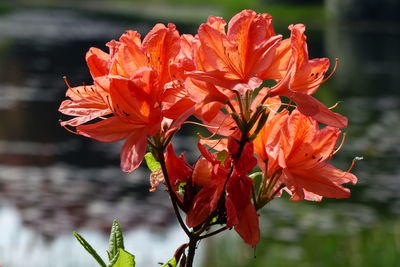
199,226 -> 228,239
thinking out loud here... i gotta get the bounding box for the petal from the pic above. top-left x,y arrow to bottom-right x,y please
258,38 -> 292,80
142,23 -> 181,85
225,172 -> 260,246
186,78 -> 230,104
282,163 -> 357,201
228,138 -> 257,175
234,203 -> 260,247
86,47 -> 110,78
197,23 -> 232,72
165,144 -> 191,186
227,10 -> 280,77
118,41 -> 147,77
291,58 -> 330,95
59,102 -> 111,127
195,108 -> 236,137
186,165 -> 226,227
290,93 -> 348,128
186,183 -> 220,227
120,130 -> 148,172
192,158 -> 213,187
108,73 -> 162,128
77,116 -> 139,142
199,138 -> 228,152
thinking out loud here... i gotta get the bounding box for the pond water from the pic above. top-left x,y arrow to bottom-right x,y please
0,7 -> 399,267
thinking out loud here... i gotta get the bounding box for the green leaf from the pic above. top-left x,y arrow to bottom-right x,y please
216,150 -> 228,164
144,152 -> 161,172
111,249 -> 135,267
161,257 -> 177,267
73,232 -> 107,267
108,252 -> 119,267
107,220 -> 125,261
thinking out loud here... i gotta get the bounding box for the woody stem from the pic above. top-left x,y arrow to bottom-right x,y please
185,236 -> 198,267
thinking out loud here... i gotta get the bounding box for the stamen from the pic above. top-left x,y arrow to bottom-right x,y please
329,101 -> 342,110
197,131 -> 218,140
262,102 -> 296,113
333,132 -> 347,155
63,76 -> 72,89
63,76 -> 84,99
322,58 -> 339,83
183,120 -> 221,129
346,156 -> 363,173
61,123 -> 80,135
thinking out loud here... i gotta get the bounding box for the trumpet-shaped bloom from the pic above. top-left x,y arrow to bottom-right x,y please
269,24 -> 347,128
77,70 -> 162,172
255,110 -> 357,201
188,9 -> 282,94
59,23 -> 195,172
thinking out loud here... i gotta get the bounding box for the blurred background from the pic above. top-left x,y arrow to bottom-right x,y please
0,0 -> 399,266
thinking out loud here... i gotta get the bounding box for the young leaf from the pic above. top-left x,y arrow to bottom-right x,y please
161,257 -> 177,267
111,248 -> 135,267
108,251 -> 119,267
216,150 -> 229,164
73,232 -> 107,267
108,220 -> 125,261
144,152 -> 161,172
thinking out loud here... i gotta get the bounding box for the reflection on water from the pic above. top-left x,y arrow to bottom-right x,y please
0,6 -> 399,267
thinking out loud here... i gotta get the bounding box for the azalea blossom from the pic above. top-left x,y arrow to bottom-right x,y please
188,9 -> 282,95
254,110 -> 357,202
61,9 -> 359,261
267,24 -> 348,128
59,24 -> 195,172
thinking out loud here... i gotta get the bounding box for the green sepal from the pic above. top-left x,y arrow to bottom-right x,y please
110,248 -> 135,267
161,257 -> 177,267
144,152 -> 161,172
107,220 -> 125,261
73,232 -> 107,267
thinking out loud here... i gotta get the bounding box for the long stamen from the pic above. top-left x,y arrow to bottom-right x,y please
322,58 -> 339,83
347,156 -> 363,173
60,123 -> 80,135
262,102 -> 296,113
329,101 -> 342,110
183,120 -> 221,129
63,76 -> 84,99
63,76 -> 72,89
333,132 -> 347,155
197,131 -> 218,140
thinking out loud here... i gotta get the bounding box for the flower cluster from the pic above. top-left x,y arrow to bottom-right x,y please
60,9 -> 357,252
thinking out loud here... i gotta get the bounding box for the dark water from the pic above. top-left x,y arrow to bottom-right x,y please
0,8 -> 399,267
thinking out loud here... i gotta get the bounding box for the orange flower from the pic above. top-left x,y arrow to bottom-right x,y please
269,24 -> 347,128
59,24 -> 195,172
76,70 -> 162,172
188,9 -> 282,94
255,110 -> 357,201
